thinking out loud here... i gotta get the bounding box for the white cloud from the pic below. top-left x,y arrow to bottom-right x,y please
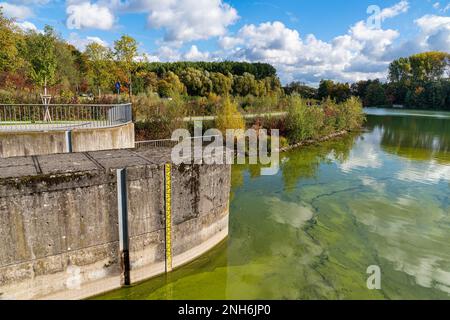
218,36 -> 244,50
145,44 -> 219,63
66,1 -> 114,30
415,14 -> 450,34
0,2 -> 33,20
8,0 -> 50,4
14,20 -> 38,32
408,15 -> 450,52
67,32 -> 108,51
377,0 -> 409,21
349,21 -> 400,58
155,45 -> 182,61
105,0 -> 238,44
147,0 -> 238,43
223,21 -> 305,68
135,53 -> 160,63
134,0 -> 448,85
183,45 -> 210,61
208,1 -> 442,85
219,18 -> 400,84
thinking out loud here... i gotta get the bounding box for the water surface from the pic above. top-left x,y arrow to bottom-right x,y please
97,109 -> 450,300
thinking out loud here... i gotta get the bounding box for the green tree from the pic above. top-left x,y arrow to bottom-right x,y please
387,52 -> 450,108
24,26 -> 58,89
388,57 -> 411,83
409,52 -> 450,82
333,82 -> 351,102
85,42 -> 113,96
55,43 -> 83,95
232,72 -> 258,96
318,80 -> 335,100
260,76 -> 282,97
179,67 -> 212,96
210,72 -> 232,96
157,71 -> 186,98
0,10 -> 24,72
114,35 -> 138,97
389,52 -> 450,83
136,69 -> 159,92
364,80 -> 387,107
284,81 -> 317,98
287,96 -> 324,142
318,80 -> 350,102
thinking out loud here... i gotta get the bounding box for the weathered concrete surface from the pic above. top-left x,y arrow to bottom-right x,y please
71,123 -> 135,153
0,131 -> 66,158
0,123 -> 135,158
171,164 -> 230,269
0,148 -> 230,300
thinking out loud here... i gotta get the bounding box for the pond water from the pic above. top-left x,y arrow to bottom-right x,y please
96,109 -> 450,300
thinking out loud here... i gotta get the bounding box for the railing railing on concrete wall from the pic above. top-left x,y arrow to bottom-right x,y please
0,103 -> 132,132
135,135 -> 220,149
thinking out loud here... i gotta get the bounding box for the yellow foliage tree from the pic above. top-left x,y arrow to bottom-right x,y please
215,97 -> 245,134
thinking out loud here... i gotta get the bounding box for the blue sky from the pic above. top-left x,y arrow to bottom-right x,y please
2,0 -> 449,84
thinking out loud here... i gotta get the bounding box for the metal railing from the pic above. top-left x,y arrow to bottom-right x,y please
135,135 -> 220,149
0,103 -> 132,132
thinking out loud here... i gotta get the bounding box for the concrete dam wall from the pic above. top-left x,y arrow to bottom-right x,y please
0,148 -> 231,299
0,122 -> 135,158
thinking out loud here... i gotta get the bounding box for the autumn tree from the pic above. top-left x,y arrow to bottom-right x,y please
210,72 -> 233,96
114,35 -> 138,97
232,72 -> 258,96
318,80 -> 351,102
387,52 -> 450,108
215,97 -> 245,133
157,71 -> 186,98
409,52 -> 450,82
85,42 -> 113,96
389,52 -> 450,83
179,67 -> 213,96
0,10 -> 24,73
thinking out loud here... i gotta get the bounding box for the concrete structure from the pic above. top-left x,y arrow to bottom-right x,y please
0,148 -> 230,299
0,123 -> 135,158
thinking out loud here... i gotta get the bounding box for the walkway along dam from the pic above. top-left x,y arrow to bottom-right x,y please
0,148 -> 231,299
0,103 -> 135,158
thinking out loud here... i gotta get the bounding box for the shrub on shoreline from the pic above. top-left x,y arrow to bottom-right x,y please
286,96 -> 365,144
